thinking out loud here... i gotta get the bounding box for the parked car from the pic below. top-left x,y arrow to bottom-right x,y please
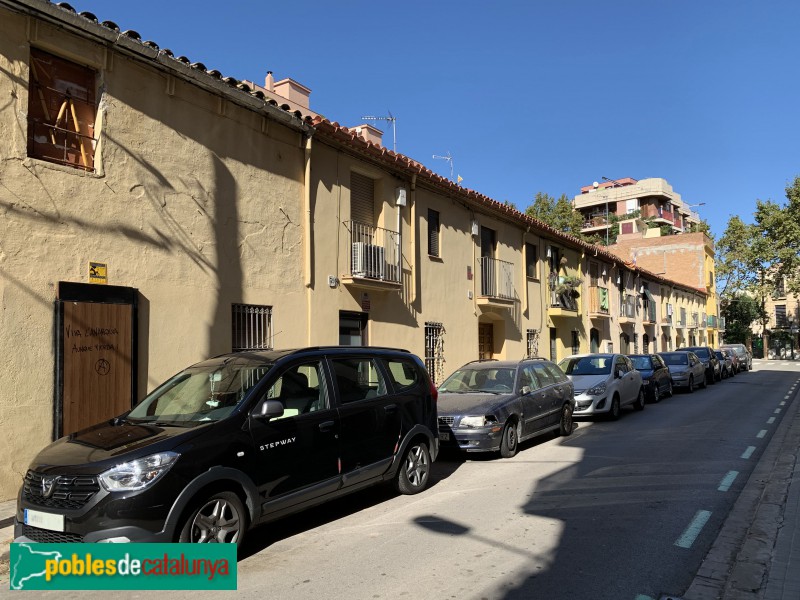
720,343 -> 753,372
684,346 -> 722,384
558,353 -> 644,420
15,347 -> 438,545
660,351 -> 707,392
715,349 -> 736,379
720,348 -> 740,374
628,353 -> 673,402
436,358 -> 575,458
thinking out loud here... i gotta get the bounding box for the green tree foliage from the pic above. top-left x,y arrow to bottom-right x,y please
720,293 -> 764,344
753,176 -> 800,295
525,192 -> 586,239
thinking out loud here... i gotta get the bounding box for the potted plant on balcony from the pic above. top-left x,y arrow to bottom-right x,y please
556,275 -> 582,298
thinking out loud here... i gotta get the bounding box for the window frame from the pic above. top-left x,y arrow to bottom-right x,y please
427,208 -> 441,258
231,303 -> 273,352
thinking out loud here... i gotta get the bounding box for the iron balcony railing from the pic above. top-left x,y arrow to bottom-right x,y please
619,294 -> 636,319
478,256 -> 515,301
347,221 -> 401,284
549,275 -> 578,311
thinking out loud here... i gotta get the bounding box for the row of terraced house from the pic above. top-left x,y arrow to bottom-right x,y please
0,0 -> 720,498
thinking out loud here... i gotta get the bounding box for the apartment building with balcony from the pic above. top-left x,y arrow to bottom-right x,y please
0,0 -> 715,500
573,177 -> 702,241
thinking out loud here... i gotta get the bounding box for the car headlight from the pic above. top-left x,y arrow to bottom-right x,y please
586,382 -> 607,396
99,451 -> 179,492
460,415 -> 489,428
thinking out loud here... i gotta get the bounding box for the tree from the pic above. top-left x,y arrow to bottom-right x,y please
525,192 -> 585,239
720,293 -> 764,344
753,176 -> 800,295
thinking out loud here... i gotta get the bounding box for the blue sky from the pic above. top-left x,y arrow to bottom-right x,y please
74,0 -> 800,239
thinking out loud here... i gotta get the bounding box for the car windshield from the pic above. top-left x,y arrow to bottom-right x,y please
662,353 -> 688,366
439,367 -> 516,393
630,356 -> 653,370
558,356 -> 612,376
127,359 -> 274,425
714,351 -> 725,360
691,348 -> 710,359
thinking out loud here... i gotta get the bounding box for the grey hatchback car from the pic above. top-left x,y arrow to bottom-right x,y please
436,358 -> 575,458
660,351 -> 707,392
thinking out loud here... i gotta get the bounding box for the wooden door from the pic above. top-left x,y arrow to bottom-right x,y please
62,301 -> 133,435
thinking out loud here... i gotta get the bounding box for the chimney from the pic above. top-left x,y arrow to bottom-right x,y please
353,123 -> 383,147
272,77 -> 311,109
264,71 -> 274,92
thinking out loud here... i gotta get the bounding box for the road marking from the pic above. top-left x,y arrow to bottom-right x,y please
775,408 -> 782,414
718,471 -> 739,492
741,446 -> 756,459
676,510 -> 712,548
634,595 -> 655,600
785,395 -> 791,400
781,401 -> 787,406
768,417 -> 776,424
757,430 -> 767,438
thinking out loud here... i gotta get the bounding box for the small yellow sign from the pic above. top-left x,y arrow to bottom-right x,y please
89,262 -> 107,284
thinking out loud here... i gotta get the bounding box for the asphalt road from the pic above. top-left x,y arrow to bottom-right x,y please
11,359 -> 800,600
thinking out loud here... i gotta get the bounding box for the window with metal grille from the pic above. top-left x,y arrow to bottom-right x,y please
424,322 -> 445,385
232,304 -> 272,351
28,48 -> 96,172
428,209 -> 440,257
776,305 -> 787,328
526,329 -> 539,357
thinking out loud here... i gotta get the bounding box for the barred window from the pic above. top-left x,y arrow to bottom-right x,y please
424,322 -> 445,385
232,304 -> 273,351
526,329 -> 539,358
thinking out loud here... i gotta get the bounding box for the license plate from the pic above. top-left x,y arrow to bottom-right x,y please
439,432 -> 450,441
24,509 -> 64,532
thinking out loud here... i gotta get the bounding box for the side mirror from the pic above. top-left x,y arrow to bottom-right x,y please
615,369 -> 624,379
253,398 -> 284,420
520,385 -> 532,396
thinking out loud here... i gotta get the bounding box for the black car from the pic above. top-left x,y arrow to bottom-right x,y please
628,354 -> 673,402
15,347 -> 438,545
684,346 -> 722,384
436,358 -> 575,458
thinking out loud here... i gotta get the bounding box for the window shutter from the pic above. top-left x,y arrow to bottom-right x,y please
351,172 -> 375,226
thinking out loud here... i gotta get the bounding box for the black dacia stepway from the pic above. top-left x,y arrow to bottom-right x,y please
15,347 -> 438,545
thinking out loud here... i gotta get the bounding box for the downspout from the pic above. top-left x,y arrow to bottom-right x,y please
304,132 -> 313,345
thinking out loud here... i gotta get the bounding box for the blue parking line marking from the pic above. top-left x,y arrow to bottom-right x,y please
676,510 -> 712,548
741,446 -> 756,459
757,430 -> 767,438
718,471 -> 738,492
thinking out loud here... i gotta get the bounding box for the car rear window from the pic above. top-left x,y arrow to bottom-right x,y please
383,359 -> 420,391
662,353 -> 688,366
559,356 -> 612,375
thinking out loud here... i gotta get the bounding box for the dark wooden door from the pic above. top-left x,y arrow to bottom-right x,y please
62,301 -> 133,434
478,323 -> 493,360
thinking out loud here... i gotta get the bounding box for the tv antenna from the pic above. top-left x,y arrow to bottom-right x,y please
361,111 -> 397,152
432,151 -> 454,180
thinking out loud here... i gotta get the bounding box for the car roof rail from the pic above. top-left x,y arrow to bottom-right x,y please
463,358 -> 498,365
519,357 -> 547,362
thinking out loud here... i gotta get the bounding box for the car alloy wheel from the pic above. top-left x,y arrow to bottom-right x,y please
396,441 -> 431,494
180,491 -> 245,544
652,385 -> 661,403
608,396 -> 621,421
634,388 -> 646,411
688,375 -> 694,393
667,380 -> 674,397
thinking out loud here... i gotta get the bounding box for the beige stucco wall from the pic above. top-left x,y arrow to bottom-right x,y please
0,11 -> 309,497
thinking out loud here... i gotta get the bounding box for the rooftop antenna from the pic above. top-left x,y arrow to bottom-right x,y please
432,151 -> 454,180
360,111 -> 397,152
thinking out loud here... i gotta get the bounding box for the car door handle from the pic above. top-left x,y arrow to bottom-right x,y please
318,420 -> 335,433
384,404 -> 397,414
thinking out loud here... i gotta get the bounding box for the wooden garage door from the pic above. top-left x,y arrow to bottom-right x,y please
62,301 -> 133,435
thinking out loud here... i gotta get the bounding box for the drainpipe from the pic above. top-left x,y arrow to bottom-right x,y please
304,133 -> 313,345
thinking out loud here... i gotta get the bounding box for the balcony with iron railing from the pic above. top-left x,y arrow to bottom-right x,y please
618,294 -> 637,323
477,257 -> 517,308
588,286 -> 611,318
341,221 -> 401,290
548,273 -> 579,315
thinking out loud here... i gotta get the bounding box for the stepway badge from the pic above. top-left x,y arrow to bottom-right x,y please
9,543 -> 237,590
